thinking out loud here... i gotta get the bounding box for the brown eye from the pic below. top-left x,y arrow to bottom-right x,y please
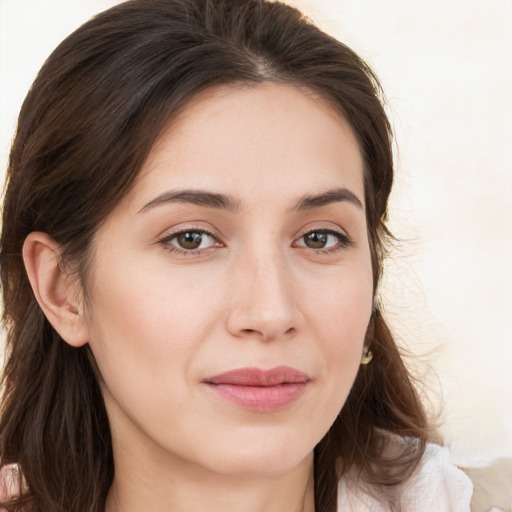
295,229 -> 351,251
304,231 -> 328,249
176,232 -> 204,249
165,230 -> 216,251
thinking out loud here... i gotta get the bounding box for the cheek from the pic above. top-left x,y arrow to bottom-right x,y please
305,263 -> 373,407
309,263 -> 373,345
83,258 -> 222,441
83,253 -> 232,411
88,254 -> 221,346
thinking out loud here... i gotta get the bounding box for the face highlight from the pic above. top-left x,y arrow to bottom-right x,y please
83,83 -> 374,480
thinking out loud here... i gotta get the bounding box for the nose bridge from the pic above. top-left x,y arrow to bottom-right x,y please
227,242 -> 299,340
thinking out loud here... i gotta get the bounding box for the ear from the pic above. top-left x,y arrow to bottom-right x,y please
22,232 -> 89,347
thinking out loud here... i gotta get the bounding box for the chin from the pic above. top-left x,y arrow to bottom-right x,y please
197,431 -> 315,478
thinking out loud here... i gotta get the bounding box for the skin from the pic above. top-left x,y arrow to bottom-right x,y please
24,83 -> 373,512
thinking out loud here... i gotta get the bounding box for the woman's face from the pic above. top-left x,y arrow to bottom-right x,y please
83,83 -> 373,478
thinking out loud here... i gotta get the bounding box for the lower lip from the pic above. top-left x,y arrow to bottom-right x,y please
205,382 -> 309,412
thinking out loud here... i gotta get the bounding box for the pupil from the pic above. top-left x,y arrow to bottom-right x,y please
178,232 -> 202,249
305,232 -> 327,249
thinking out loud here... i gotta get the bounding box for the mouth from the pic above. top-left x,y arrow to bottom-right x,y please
202,366 -> 311,412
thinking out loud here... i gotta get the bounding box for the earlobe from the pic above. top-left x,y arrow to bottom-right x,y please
22,232 -> 89,347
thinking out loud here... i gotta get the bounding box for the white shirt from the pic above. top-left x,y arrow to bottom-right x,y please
337,443 -> 473,511
1,443 -> 473,511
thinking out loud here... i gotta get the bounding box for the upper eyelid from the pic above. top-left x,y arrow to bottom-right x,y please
158,229 -> 222,256
161,229 -> 217,241
294,228 -> 352,244
156,223 -> 352,245
158,223 -> 221,241
294,224 -> 350,240
159,226 -> 347,238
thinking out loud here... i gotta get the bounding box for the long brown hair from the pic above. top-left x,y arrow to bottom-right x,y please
1,1 -> 432,510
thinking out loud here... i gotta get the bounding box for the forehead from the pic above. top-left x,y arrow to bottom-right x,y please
129,83 -> 365,211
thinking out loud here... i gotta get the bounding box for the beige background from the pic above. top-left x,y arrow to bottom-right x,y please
1,0 -> 511,467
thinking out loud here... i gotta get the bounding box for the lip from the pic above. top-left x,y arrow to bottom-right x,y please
203,366 -> 310,412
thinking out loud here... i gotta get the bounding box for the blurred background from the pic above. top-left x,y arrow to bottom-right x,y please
1,0 -> 511,467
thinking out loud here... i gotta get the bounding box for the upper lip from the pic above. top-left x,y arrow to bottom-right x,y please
204,366 -> 310,386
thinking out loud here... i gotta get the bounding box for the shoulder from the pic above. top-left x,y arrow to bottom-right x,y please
463,457 -> 512,512
399,443 -> 473,511
338,441 -> 473,511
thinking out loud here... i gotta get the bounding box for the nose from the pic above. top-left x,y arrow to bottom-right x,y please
226,251 -> 301,342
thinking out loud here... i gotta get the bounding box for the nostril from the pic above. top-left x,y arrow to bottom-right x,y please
238,327 -> 297,339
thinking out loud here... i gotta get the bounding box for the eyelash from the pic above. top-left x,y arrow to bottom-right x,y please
158,227 -> 353,257
158,229 -> 221,257
294,228 -> 354,254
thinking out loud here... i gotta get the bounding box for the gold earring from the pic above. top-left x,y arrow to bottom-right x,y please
361,347 -> 373,365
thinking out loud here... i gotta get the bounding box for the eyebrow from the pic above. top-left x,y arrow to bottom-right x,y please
138,186 -> 363,214
139,189 -> 241,213
291,188 -> 363,211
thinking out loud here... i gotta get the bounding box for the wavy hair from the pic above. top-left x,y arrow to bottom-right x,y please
1,1 -> 432,510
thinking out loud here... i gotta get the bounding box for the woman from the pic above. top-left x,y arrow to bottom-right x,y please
0,0 -> 472,510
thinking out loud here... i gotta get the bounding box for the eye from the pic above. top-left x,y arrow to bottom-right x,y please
162,230 -> 217,251
295,229 -> 351,250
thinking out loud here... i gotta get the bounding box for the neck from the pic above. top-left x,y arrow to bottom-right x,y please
105,445 -> 315,512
